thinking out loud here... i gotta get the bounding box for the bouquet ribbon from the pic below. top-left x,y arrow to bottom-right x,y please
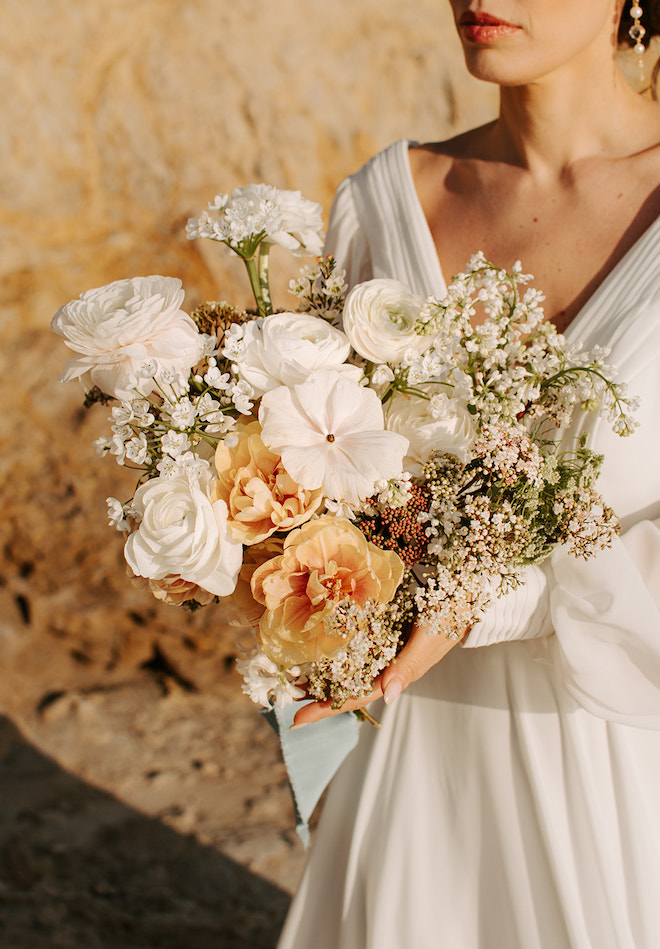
262,706 -> 359,845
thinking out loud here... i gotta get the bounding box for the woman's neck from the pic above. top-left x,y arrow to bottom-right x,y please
491,56 -> 656,177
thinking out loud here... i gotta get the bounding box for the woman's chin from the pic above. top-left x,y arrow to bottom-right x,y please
460,48 -> 558,87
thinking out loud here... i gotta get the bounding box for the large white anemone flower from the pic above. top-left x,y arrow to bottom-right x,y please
258,370 -> 409,506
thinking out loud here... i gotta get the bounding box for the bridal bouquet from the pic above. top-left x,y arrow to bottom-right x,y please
52,183 -> 638,711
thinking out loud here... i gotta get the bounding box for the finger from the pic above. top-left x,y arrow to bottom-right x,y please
292,678 -> 384,728
381,621 -> 462,704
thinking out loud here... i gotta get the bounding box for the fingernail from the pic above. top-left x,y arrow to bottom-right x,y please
384,679 -> 402,706
290,722 -> 308,731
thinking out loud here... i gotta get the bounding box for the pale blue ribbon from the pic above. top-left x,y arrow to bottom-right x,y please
262,704 -> 359,846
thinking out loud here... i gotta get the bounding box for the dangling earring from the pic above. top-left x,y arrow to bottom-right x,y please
629,1 -> 646,55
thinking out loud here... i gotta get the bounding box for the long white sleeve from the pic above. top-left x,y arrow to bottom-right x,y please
462,516 -> 660,727
462,563 -> 554,647
464,337 -> 660,726
549,518 -> 660,728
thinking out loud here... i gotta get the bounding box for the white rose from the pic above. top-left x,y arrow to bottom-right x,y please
386,387 -> 477,476
51,275 -> 206,400
233,312 -> 362,397
342,279 -> 430,364
124,464 -> 242,597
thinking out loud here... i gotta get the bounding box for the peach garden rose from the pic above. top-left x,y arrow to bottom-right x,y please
214,421 -> 323,544
146,575 -> 216,607
217,537 -> 284,630
250,516 -> 405,666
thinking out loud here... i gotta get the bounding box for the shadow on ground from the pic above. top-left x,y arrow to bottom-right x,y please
0,715 -> 290,949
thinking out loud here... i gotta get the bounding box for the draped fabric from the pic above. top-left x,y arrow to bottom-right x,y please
277,140 -> 660,949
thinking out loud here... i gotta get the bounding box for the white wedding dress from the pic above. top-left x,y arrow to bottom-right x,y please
277,140 -> 660,949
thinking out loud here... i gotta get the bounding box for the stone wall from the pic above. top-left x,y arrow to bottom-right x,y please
1,0 -> 496,330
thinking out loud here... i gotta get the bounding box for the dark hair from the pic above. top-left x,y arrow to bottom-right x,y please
618,0 -> 660,46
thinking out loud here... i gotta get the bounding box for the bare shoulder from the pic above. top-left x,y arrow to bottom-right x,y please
409,122 -> 499,186
410,123 -> 494,168
408,123 -> 498,211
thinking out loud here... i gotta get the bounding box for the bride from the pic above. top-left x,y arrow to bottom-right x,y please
279,2 -> 660,947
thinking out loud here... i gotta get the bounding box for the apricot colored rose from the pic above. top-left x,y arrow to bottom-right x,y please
147,575 -> 216,607
250,516 -> 404,665
214,422 -> 322,545
218,537 -> 284,630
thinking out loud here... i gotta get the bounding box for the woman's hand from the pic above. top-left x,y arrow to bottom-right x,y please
291,613 -> 469,728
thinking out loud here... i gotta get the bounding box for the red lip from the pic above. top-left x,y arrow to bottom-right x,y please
459,11 -> 517,27
458,10 -> 520,43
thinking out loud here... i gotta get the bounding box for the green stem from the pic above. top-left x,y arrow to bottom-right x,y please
257,246 -> 273,316
196,430 -> 221,448
354,707 -> 381,727
243,257 -> 265,316
243,248 -> 273,317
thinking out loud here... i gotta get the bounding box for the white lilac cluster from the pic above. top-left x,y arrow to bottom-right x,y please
373,475 -> 414,510
186,184 -> 324,258
413,566 -> 491,640
473,425 -> 546,488
404,253 -> 638,436
53,185 -> 637,712
407,428 -> 620,640
553,486 -> 620,557
91,378 -> 241,476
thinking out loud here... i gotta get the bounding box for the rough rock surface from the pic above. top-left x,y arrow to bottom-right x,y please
0,1 -> 496,944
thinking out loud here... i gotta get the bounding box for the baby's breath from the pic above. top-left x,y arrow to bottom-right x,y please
306,588 -> 416,707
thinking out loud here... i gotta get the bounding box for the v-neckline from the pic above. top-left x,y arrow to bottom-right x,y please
399,138 -> 660,342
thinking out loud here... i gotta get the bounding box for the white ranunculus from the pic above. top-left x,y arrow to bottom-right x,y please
124,464 -> 242,597
232,312 -> 362,397
386,387 -> 477,476
258,370 -> 409,506
51,276 -> 206,401
342,279 -> 430,364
